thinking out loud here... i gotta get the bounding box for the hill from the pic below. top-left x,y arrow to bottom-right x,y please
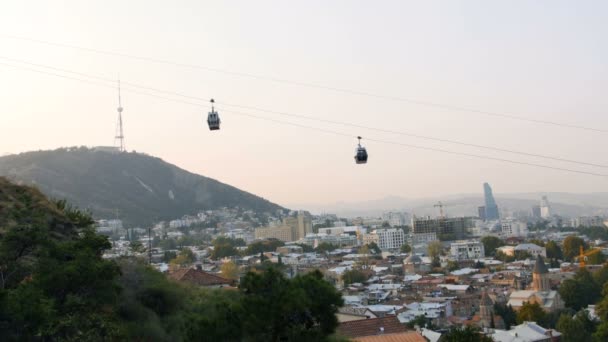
0,147 -> 284,226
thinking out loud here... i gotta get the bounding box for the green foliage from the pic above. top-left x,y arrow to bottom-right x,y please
170,247 -> 196,266
447,260 -> 459,271
577,226 -> 608,241
558,268 -> 602,311
545,240 -> 563,260
400,243 -> 412,253
480,236 -> 504,256
367,242 -> 381,254
316,242 -> 338,253
439,326 -> 493,342
211,237 -> 241,259
494,303 -> 517,329
239,268 -> 343,341
563,236 -> 586,261
294,243 -> 315,253
517,302 -> 546,324
342,269 -> 369,286
427,240 -> 443,259
0,148 -> 284,226
557,311 -> 596,342
246,238 -> 285,255
406,315 -> 435,330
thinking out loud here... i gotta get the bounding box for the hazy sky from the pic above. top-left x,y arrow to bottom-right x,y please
1,1 -> 607,208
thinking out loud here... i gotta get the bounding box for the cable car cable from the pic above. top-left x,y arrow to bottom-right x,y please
1,34 -> 606,134
1,60 -> 607,178
1,55 -> 606,169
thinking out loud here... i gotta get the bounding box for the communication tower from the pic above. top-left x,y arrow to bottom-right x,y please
114,79 -> 125,152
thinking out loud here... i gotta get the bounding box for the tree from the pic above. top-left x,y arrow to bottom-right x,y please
593,264 -> 608,288
563,236 -> 586,261
400,243 -> 412,253
494,303 -> 517,329
342,269 -> 369,286
316,242 -> 338,253
221,261 -> 240,280
439,326 -> 493,342
545,240 -> 563,260
480,236 -> 504,256
129,240 -> 145,253
211,237 -> 241,259
367,242 -> 381,255
517,302 -> 546,324
170,247 -> 196,267
427,241 -> 443,259
447,260 -> 460,272
239,268 -> 343,341
245,239 -> 285,255
558,268 -> 601,311
557,311 -> 595,342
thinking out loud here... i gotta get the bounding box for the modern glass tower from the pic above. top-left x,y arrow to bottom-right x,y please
483,183 -> 499,220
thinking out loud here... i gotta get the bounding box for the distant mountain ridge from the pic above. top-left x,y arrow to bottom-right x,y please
0,147 -> 284,226
294,193 -> 608,218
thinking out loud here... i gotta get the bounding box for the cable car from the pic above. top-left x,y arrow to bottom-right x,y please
354,136 -> 368,164
207,99 -> 220,130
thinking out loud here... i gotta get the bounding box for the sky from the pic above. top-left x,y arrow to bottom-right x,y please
1,1 -> 607,209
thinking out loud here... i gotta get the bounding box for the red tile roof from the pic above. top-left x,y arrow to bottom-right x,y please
354,332 -> 426,342
337,316 -> 408,338
168,268 -> 234,287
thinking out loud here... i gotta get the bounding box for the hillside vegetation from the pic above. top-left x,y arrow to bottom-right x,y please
0,147 -> 284,226
0,179 -> 343,341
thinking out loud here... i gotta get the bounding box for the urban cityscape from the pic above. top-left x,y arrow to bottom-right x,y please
2,1 -> 608,341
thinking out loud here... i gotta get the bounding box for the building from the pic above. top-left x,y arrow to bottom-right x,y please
381,211 -> 409,227
450,240 -> 485,261
540,196 -> 551,219
483,182 -> 500,221
531,205 -> 541,219
254,212 -> 312,242
412,216 -> 473,239
254,225 -> 294,242
478,206 -> 486,221
411,232 -> 437,245
514,243 -> 546,257
491,321 -> 561,342
501,220 -> 528,237
403,254 -> 424,274
571,216 -> 606,228
365,228 -> 405,250
507,255 -> 564,312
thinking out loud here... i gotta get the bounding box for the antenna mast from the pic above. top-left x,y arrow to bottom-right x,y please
114,79 -> 125,152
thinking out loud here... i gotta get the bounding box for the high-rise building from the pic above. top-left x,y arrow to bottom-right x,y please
483,183 -> 499,221
412,216 -> 473,240
477,206 -> 486,221
540,196 -> 552,219
531,205 -> 541,219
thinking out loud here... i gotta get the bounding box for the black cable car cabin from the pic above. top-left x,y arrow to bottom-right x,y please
354,136 -> 368,164
207,99 -> 220,130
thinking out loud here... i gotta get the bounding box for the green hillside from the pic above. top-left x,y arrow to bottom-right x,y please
0,147 -> 284,226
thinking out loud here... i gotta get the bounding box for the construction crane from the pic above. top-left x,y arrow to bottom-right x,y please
434,201 -> 447,218
577,245 -> 602,268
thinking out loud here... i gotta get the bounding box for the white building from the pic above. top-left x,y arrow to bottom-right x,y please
450,240 -> 485,261
501,220 -> 528,237
491,322 -> 561,342
365,228 -> 405,250
412,232 -> 437,244
540,196 -> 552,219
382,211 -> 409,227
571,216 -> 606,228
515,243 -> 546,257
